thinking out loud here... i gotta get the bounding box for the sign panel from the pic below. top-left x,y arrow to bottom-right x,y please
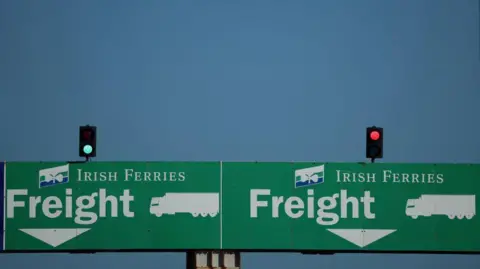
4,162 -> 221,251
3,162 -> 480,253
222,162 -> 480,252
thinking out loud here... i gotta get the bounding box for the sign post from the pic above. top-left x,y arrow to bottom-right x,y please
186,251 -> 240,269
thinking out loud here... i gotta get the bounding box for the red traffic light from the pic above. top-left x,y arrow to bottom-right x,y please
370,131 -> 380,141
366,126 -> 383,160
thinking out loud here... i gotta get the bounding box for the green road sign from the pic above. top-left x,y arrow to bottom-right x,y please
222,162 -> 480,252
4,162 -> 221,251
2,162 -> 480,253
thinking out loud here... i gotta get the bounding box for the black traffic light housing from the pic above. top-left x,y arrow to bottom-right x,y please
366,126 -> 383,162
79,125 -> 97,159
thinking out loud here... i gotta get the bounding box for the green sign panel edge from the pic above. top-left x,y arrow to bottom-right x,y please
1,162 -> 479,254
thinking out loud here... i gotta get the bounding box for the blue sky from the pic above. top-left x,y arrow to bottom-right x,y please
0,0 -> 479,268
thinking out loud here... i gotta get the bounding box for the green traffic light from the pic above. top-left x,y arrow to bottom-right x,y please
83,145 -> 93,155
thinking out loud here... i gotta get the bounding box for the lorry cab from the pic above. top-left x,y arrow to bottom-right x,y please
406,199 -> 415,208
405,199 -> 417,216
150,197 -> 164,216
405,198 -> 433,218
150,197 -> 162,207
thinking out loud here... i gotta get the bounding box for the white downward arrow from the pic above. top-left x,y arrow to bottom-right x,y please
19,228 -> 90,248
327,229 -> 396,248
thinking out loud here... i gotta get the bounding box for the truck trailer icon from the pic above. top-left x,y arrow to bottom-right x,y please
406,194 -> 476,220
149,192 -> 219,217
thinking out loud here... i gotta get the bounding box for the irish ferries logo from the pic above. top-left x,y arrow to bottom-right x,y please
39,164 -> 69,188
294,165 -> 324,188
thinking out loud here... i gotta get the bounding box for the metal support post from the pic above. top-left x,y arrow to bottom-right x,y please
186,251 -> 241,269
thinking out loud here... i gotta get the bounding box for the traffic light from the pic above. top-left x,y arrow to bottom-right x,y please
366,126 -> 383,161
79,125 -> 96,158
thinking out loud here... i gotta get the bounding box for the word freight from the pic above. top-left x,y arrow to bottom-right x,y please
6,188 -> 135,225
250,189 -> 376,225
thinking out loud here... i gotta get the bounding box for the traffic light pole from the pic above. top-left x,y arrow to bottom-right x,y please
68,160 -> 88,164
68,156 -> 91,164
68,157 -> 91,164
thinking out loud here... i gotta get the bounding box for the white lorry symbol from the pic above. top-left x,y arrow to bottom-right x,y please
150,192 -> 219,217
406,194 -> 476,220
